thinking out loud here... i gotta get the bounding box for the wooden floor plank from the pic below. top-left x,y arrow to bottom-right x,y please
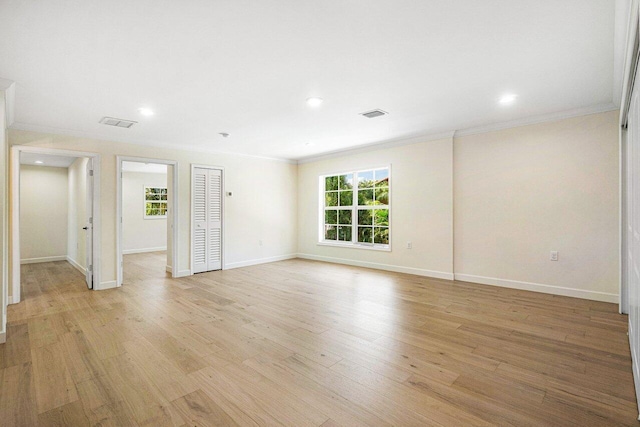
0,252 -> 636,426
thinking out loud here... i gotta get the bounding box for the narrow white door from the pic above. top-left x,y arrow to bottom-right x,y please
84,158 -> 94,289
192,167 -> 222,273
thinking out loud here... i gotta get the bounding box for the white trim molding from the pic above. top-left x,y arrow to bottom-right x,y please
20,255 -> 67,264
165,265 -> 172,273
10,146 -> 102,302
296,253 -> 455,280
454,103 -> 618,138
96,280 -> 117,290
297,131 -> 455,164
454,273 -> 619,303
116,156 -> 179,287
224,254 -> 297,270
176,269 -> 192,278
67,256 -> 86,274
10,121 -> 296,164
0,331 -> 6,344
122,247 -> 167,255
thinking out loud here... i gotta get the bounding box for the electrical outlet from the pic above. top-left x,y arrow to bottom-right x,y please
550,251 -> 558,261
407,242 -> 412,249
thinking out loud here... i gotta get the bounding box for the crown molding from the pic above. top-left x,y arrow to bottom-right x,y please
9,121 -> 297,164
296,130 -> 456,165
10,102 -> 619,167
454,103 -> 618,138
0,78 -> 16,126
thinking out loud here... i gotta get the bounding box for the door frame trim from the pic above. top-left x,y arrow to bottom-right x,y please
10,146 -> 102,302
116,156 -> 179,286
190,164 -> 225,274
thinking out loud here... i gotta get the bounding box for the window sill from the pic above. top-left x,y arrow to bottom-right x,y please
317,241 -> 391,252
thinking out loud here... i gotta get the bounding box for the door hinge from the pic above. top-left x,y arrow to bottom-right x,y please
89,217 -> 93,224
89,265 -> 93,272
89,169 -> 94,176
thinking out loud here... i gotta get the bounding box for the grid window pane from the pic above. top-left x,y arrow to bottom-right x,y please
374,169 -> 389,187
325,192 -> 338,207
338,210 -> 352,225
358,209 -> 372,225
339,190 -> 353,206
339,174 -> 353,190
358,189 -> 373,205
322,168 -> 389,247
374,188 -> 389,205
325,176 -> 338,191
374,209 -> 389,226
325,210 -> 337,224
338,226 -> 352,241
145,187 -> 168,217
325,225 -> 337,240
374,227 -> 389,244
357,227 -> 373,243
357,170 -> 374,188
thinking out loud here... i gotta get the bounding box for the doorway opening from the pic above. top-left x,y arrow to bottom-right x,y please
10,147 -> 101,304
116,156 -> 178,285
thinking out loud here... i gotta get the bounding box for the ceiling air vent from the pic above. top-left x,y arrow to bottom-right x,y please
99,117 -> 137,128
360,109 -> 388,119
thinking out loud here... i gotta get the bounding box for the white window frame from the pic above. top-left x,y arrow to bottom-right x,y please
144,185 -> 168,219
318,165 -> 391,251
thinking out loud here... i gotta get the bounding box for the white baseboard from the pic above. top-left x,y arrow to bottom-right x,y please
96,280 -> 117,290
296,253 -> 455,280
176,269 -> 191,277
224,254 -> 298,270
20,255 -> 67,264
7,295 -> 17,305
0,331 -> 5,344
166,265 -> 172,273
66,256 -> 86,274
122,246 -> 167,255
454,273 -> 619,303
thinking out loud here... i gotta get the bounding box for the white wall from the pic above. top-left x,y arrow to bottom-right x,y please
122,170 -> 167,254
297,137 -> 454,279
298,111 -> 620,302
8,112 -> 619,302
67,157 -> 88,271
8,130 -> 298,291
19,165 -> 68,262
454,111 -> 620,302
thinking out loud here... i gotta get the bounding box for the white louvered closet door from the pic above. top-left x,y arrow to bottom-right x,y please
192,167 -> 223,273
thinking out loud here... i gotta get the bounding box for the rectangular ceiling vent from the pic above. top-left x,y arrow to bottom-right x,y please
360,109 -> 388,119
99,116 -> 137,128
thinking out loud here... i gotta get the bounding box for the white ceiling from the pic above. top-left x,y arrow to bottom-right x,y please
0,1 -> 623,161
20,152 -> 77,168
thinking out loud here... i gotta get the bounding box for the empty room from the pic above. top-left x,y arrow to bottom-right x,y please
0,0 -> 639,426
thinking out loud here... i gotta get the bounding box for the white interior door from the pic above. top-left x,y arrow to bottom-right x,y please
192,167 -> 222,273
84,158 -> 94,289
626,59 -> 640,415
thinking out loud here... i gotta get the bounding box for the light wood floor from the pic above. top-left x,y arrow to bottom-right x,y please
1,252 -> 637,426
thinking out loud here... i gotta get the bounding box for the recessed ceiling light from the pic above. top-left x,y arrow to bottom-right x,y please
138,107 -> 154,116
219,132 -> 229,138
499,94 -> 518,105
34,160 -> 43,164
306,97 -> 323,107
305,142 -> 315,146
